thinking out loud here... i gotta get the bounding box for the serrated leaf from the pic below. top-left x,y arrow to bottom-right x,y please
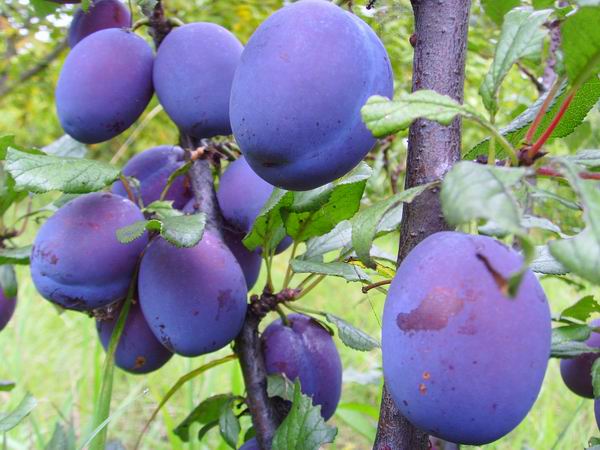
531,245 -> 568,275
324,314 -> 380,351
480,7 -> 551,114
550,324 -> 600,357
301,221 -> 352,260
42,135 -> 87,158
441,161 -> 525,232
352,183 -> 435,268
529,185 -> 582,210
0,393 -> 37,432
143,200 -> 181,219
116,221 -> 149,244
0,381 -> 15,392
0,165 -> 28,216
466,78 -> 600,159
267,374 -> 295,402
361,91 -> 483,138
116,214 -> 206,248
218,403 -> 240,449
481,0 -> 520,25
244,189 -> 294,252
0,265 -> 17,299
174,394 -> 235,442
0,246 -> 31,265
521,215 -> 568,237
272,381 -> 337,450
562,7 -> 600,86
561,295 -> 600,322
290,259 -> 371,283
549,160 -> 600,284
6,148 -> 120,194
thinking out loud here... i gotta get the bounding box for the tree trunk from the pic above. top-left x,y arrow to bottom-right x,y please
373,1 -> 471,449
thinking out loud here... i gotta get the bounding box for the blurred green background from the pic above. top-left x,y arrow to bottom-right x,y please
1,0 -> 600,448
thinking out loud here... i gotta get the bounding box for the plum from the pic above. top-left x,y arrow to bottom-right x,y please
56,28 -> 154,144
223,230 -> 262,290
68,0 -> 131,48
595,399 -> 600,430
230,0 -> 393,191
0,289 -> 16,332
112,145 -> 192,209
238,438 -> 258,449
97,300 -> 172,374
138,232 -> 247,357
261,313 -> 342,420
560,319 -> 600,399
30,192 -> 147,311
382,231 -> 551,445
153,23 -> 243,138
216,156 -> 291,254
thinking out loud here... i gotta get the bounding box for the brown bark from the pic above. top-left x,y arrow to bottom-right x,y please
373,1 -> 471,449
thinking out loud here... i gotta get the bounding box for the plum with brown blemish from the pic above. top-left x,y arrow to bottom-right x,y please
97,300 -> 172,374
138,232 -> 247,357
68,0 -> 131,48
560,319 -> 600,398
30,192 -> 148,311
0,289 -> 16,332
382,231 -> 551,445
261,313 -> 342,420
112,145 -> 193,209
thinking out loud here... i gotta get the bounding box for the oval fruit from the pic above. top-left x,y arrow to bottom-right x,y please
560,319 -> 600,399
68,0 -> 131,48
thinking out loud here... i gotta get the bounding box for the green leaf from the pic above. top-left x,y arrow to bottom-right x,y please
197,421 -> 219,442
561,295 -> 600,322
272,381 -> 337,450
244,189 -> 294,252
282,163 -> 371,242
567,149 -> 600,169
116,221 -> 149,244
0,265 -> 17,298
551,324 -> 600,358
441,161 -> 525,232
218,402 -> 240,449
0,245 -> 31,265
301,220 -> 352,260
30,0 -> 59,16
361,91 -> 483,138
267,374 -> 295,402
549,160 -> 600,284
531,245 -> 568,275
481,0 -> 521,25
137,0 -> 158,16
42,135 -> 87,158
0,381 -> 15,392
290,259 -> 371,283
480,7 -> 552,114
117,214 -> 206,248
0,164 -> 28,217
562,7 -> 600,86
6,148 -> 120,194
0,393 -> 37,432
0,135 -> 17,159
352,183 -> 436,268
592,358 -> 600,398
466,77 -> 600,159
174,394 -> 234,442
143,200 -> 182,218
324,314 -> 380,351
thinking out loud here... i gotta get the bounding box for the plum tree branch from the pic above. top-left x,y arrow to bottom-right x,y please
373,1 -> 471,449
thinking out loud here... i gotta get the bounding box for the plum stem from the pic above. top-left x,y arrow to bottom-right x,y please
361,279 -> 392,294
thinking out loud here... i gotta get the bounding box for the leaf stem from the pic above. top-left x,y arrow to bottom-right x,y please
361,279 -> 392,294
524,77 -> 564,144
296,274 -> 326,300
527,91 -> 575,159
536,166 -> 600,181
119,175 -> 137,204
471,116 -> 518,166
282,241 -> 299,289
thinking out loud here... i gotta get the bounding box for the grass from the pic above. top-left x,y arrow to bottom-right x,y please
0,233 -> 599,449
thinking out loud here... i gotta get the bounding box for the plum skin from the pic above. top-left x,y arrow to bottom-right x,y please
68,0 -> 131,48
138,232 -> 247,357
56,28 -> 154,144
153,22 -> 243,138
97,300 -> 172,374
560,319 -> 600,399
0,289 -> 16,332
238,438 -> 258,450
230,0 -> 393,191
30,192 -> 148,311
382,231 -> 551,445
112,145 -> 192,209
261,313 -> 342,420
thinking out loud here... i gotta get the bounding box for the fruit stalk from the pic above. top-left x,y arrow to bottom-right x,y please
373,0 -> 471,449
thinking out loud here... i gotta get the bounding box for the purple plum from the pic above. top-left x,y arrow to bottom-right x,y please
382,231 -> 551,445
56,28 -> 153,144
68,0 -> 131,48
153,22 -> 243,138
261,314 -> 342,420
238,438 -> 258,450
138,232 -> 247,357
112,145 -> 192,209
0,289 -> 16,332
560,319 -> 600,399
30,192 -> 147,311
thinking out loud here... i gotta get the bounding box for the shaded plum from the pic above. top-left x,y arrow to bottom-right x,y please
238,438 -> 258,450
153,23 -> 243,138
56,28 -> 153,144
382,231 -> 551,445
261,313 -> 342,420
230,0 -> 393,191
30,193 -> 147,311
223,229 -> 262,290
138,232 -> 247,357
112,145 -> 192,209
0,290 -> 16,332
216,156 -> 291,254
595,399 -> 600,430
68,0 -> 131,48
97,300 -> 172,374
560,319 -> 600,399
